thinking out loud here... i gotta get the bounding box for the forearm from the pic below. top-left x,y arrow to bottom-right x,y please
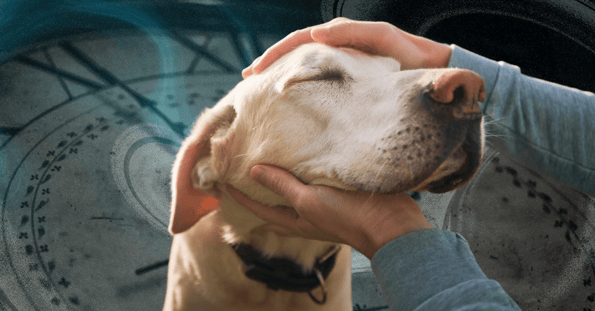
371,229 -> 521,310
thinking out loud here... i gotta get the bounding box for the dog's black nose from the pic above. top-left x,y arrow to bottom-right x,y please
421,69 -> 485,120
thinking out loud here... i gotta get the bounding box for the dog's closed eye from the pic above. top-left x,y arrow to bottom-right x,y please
284,66 -> 350,89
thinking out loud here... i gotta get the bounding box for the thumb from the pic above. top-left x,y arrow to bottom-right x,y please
250,165 -> 307,204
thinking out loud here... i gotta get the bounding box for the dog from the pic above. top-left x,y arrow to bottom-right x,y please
162,42 -> 486,310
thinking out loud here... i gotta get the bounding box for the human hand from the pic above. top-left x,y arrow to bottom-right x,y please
242,17 -> 453,78
224,165 -> 432,260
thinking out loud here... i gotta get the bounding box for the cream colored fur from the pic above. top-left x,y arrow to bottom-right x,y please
163,43 -> 484,310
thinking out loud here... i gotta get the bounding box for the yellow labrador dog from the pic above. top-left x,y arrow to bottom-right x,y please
163,43 -> 485,310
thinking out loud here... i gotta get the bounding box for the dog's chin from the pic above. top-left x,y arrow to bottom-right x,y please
355,134 -> 483,195
417,139 -> 483,193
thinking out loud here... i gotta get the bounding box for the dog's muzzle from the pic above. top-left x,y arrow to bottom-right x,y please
231,243 -> 341,305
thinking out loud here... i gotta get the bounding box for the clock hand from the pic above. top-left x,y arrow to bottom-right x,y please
165,28 -> 239,74
16,56 -> 104,90
59,41 -> 187,137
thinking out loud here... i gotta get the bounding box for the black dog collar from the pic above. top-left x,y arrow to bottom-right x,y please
230,243 -> 341,304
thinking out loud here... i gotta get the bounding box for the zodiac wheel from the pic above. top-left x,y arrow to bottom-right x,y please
0,18 -> 282,311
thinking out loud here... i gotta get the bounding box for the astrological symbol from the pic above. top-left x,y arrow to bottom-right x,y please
58,277 -> 70,288
539,192 -> 552,203
39,245 -> 49,252
69,148 -> 78,154
66,132 -> 77,138
51,166 -> 61,172
20,201 -> 29,208
559,208 -> 568,215
36,200 -> 48,211
46,150 -> 55,157
87,134 -> 98,140
18,232 -> 28,239
38,216 -> 46,223
569,220 -> 578,231
41,174 -> 51,184
30,174 -> 39,180
42,188 -> 50,195
50,297 -> 60,305
69,296 -> 80,305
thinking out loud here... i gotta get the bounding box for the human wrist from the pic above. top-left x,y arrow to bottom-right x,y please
424,42 -> 453,68
359,213 -> 432,259
405,31 -> 453,69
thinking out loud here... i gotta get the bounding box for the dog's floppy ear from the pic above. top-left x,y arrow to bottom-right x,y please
169,104 -> 237,235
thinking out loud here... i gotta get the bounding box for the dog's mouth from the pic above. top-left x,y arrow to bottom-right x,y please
414,121 -> 484,193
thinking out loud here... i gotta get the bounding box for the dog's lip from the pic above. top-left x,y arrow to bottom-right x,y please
422,128 -> 483,193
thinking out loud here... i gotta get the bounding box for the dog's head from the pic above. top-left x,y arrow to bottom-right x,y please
169,43 -> 485,238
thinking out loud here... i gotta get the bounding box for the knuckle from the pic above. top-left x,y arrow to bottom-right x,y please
331,17 -> 349,23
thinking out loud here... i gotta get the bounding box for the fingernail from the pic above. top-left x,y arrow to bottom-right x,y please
251,165 -> 266,181
251,57 -> 262,72
241,67 -> 252,78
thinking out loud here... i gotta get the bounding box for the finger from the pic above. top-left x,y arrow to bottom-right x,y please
250,165 -> 310,205
242,57 -> 262,79
312,21 -> 394,56
242,66 -> 253,79
224,183 -> 300,228
251,28 -> 316,74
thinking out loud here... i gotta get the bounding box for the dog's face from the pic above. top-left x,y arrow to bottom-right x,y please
169,43 -> 484,237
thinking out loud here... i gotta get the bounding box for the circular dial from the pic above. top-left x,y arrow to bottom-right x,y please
444,147 -> 595,311
0,27 -> 278,310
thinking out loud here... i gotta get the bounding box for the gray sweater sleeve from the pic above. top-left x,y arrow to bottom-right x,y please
371,228 -> 521,311
448,45 -> 595,196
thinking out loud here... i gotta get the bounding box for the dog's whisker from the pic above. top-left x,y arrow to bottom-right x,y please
370,158 -> 390,197
233,153 -> 251,159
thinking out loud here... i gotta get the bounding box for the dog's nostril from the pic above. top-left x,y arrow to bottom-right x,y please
421,69 -> 485,119
429,69 -> 485,104
452,86 -> 466,105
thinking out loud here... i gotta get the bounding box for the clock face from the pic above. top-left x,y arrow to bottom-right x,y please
0,24 -> 279,310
